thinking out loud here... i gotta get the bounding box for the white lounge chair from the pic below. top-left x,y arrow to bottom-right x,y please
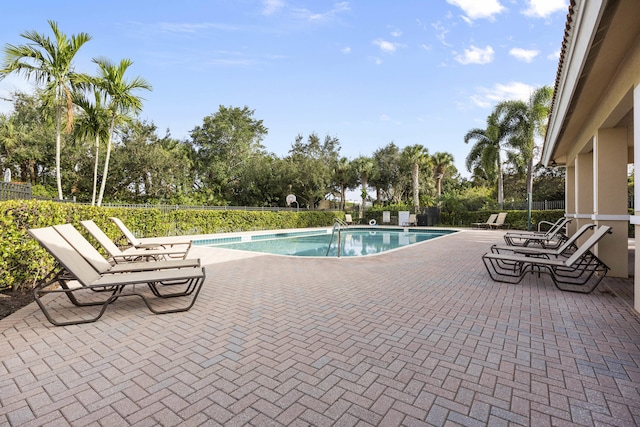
54,223 -> 200,274
489,212 -> 508,229
490,223 -> 596,260
28,227 -> 205,326
81,220 -> 191,262
503,218 -> 571,248
482,225 -> 611,293
110,217 -> 191,249
472,213 -> 498,229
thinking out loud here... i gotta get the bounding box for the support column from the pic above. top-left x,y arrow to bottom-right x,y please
593,128 -> 629,278
565,163 -> 577,235
634,84 -> 640,312
575,151 -> 594,246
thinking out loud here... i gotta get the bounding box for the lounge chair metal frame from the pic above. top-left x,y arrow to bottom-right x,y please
81,220 -> 190,262
29,227 -> 206,326
109,217 -> 191,250
482,225 -> 612,293
472,213 -> 498,229
490,223 -> 597,267
489,212 -> 509,229
502,217 -> 572,248
53,223 -> 200,274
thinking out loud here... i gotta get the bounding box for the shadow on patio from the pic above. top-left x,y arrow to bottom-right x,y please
1,229 -> 639,426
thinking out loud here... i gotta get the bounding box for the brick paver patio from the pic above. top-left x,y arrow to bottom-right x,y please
1,229 -> 639,426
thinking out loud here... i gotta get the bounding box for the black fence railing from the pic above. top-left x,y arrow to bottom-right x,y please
501,200 -> 566,211
99,203 -> 306,214
0,182 -> 32,201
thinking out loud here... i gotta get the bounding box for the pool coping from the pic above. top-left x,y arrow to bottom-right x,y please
187,226 -> 463,258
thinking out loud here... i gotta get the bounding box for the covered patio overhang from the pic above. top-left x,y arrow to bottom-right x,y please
541,0 -> 640,311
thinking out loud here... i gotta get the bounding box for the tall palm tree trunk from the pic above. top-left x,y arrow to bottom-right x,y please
497,157 -> 504,209
359,179 -> 367,219
97,118 -> 115,206
412,162 -> 419,212
91,134 -> 100,205
55,107 -> 63,200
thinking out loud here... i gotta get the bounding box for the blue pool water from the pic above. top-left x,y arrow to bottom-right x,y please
194,227 -> 456,257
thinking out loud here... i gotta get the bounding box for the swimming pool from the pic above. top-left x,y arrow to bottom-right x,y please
194,227 -> 457,257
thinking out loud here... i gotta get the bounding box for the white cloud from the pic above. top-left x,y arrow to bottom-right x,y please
454,45 -> 494,65
378,114 -> 401,125
509,47 -> 539,63
522,0 -> 568,18
446,0 -> 506,21
373,39 -> 399,54
547,49 -> 561,60
261,0 -> 285,16
341,46 -> 351,54
470,81 -> 535,108
432,22 -> 452,47
157,22 -> 239,33
390,30 -> 402,37
292,2 -> 350,22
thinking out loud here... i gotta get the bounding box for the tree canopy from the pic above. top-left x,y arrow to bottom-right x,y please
0,22 -> 563,212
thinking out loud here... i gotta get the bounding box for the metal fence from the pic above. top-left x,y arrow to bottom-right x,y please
98,203 -> 309,213
0,182 -> 32,201
501,200 -> 566,211
0,185 -> 572,212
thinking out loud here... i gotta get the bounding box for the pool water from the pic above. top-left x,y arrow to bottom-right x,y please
194,227 -> 456,257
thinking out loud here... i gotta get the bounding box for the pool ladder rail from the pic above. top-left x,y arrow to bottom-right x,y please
327,218 -> 348,257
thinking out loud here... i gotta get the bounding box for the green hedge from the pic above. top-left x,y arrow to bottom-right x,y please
440,209 -> 566,230
2,200 -> 630,292
364,206 -> 566,231
0,200 -> 339,291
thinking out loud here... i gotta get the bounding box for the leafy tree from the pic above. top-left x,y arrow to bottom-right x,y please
191,105 -> 267,204
235,154 -> 292,207
532,164 -> 565,201
0,91 -> 55,185
89,57 -> 152,206
401,144 -> 429,212
107,121 -> 195,203
370,142 -> 404,204
0,113 -> 27,181
0,20 -> 92,199
286,133 -> 340,208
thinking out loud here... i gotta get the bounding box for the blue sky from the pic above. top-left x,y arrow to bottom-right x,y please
0,0 -> 568,178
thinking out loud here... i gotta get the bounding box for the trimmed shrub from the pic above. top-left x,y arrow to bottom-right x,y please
0,200 -> 338,291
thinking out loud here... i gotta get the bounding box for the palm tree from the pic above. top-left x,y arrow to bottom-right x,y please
333,157 -> 354,211
91,57 -> 151,206
495,86 -> 553,201
402,144 -> 429,212
74,90 -> 110,205
431,151 -> 454,198
0,20 -> 91,199
351,156 -> 374,219
464,112 -> 512,209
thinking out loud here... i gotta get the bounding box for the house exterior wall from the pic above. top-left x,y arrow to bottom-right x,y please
542,0 -> 640,310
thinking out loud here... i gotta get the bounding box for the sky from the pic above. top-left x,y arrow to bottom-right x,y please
0,0 -> 569,179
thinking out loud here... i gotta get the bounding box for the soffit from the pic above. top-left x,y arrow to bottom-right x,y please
546,0 -> 639,163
